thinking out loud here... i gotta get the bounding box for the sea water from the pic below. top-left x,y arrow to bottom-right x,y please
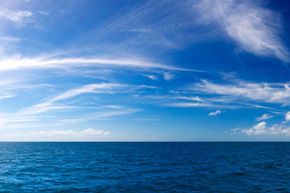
0,142 -> 289,193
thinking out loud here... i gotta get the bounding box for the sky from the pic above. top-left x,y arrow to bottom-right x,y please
0,0 -> 290,141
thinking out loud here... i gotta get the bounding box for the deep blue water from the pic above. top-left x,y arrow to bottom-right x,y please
0,142 -> 289,193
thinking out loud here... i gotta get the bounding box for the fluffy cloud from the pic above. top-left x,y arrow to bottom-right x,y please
285,112 -> 290,121
242,121 -> 268,135
238,112 -> 290,136
241,121 -> 290,136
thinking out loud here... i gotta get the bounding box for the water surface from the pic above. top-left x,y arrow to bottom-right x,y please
0,142 -> 289,192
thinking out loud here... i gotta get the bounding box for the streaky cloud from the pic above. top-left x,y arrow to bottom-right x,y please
208,110 -> 222,116
193,79 -> 290,105
23,83 -> 124,115
195,0 -> 289,61
0,56 -> 192,72
256,114 -> 273,121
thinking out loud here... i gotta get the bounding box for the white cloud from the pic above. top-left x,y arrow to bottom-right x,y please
256,114 -> 273,121
0,106 -> 141,130
236,112 -> 290,136
176,96 -> 203,102
23,83 -> 124,115
0,8 -> 32,25
240,121 -> 290,136
193,79 -> 290,105
0,81 -> 145,131
285,112 -> 290,121
165,102 -> 228,108
163,72 -> 174,81
146,74 -> 158,80
0,56 -> 187,72
49,83 -> 122,103
209,110 -> 222,116
93,108 -> 142,120
165,95 -> 230,109
242,121 -> 268,135
0,128 -> 110,141
30,128 -> 110,137
195,0 -> 289,61
0,92 -> 16,100
0,35 -> 20,42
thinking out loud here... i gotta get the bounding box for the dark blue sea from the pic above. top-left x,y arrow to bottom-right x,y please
0,142 -> 289,193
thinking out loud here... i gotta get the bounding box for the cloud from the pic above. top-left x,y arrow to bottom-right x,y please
146,74 -> 158,80
0,92 -> 16,100
0,35 -> 20,43
0,106 -> 141,130
23,83 -> 124,115
0,82 -> 143,131
0,128 -> 110,141
30,128 -> 110,137
165,102 -> 228,108
0,8 -> 32,25
93,108 -> 142,120
139,82 -> 280,112
235,111 -> 290,136
0,56 -> 189,72
176,96 -> 203,102
242,121 -> 267,135
195,0 -> 289,61
193,79 -> 290,105
256,114 -> 273,121
209,110 -> 222,116
163,72 -> 174,81
285,112 -> 290,121
240,121 -> 290,136
49,83 -> 122,103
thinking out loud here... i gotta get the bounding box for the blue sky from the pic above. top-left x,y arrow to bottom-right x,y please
0,0 -> 290,141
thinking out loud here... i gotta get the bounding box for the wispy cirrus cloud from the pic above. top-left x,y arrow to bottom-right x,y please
93,108 -> 142,120
195,0 -> 289,61
193,79 -> 290,105
23,83 -> 124,115
165,101 -> 228,109
0,56 -> 189,72
0,106 -> 140,130
0,82 -> 143,130
49,83 -> 122,103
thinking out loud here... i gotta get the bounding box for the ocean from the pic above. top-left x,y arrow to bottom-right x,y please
0,142 -> 289,193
